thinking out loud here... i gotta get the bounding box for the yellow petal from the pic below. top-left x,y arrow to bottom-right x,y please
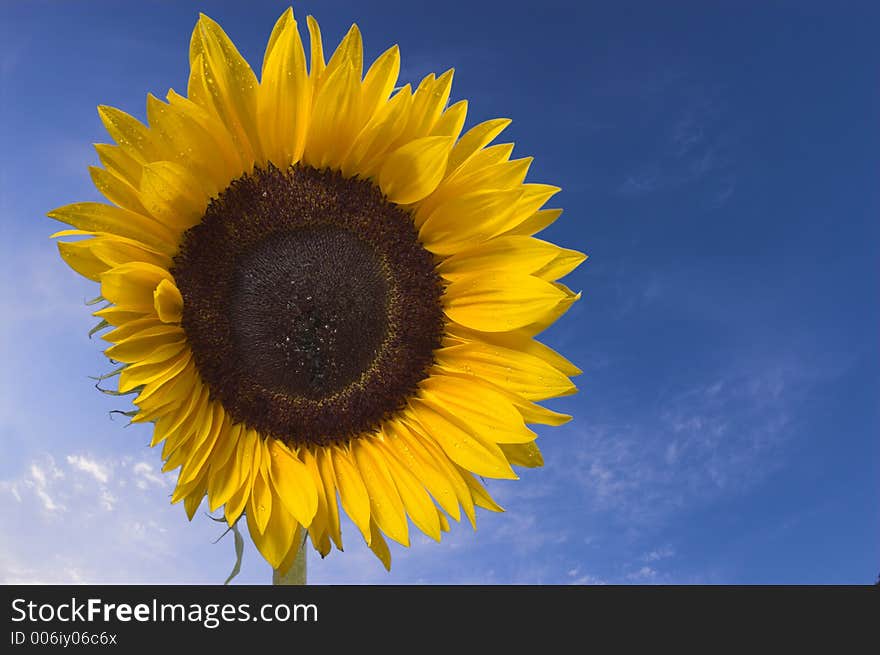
360,45 -> 400,124
207,422 -> 245,511
102,316 -> 166,344
446,118 -> 511,173
118,348 -> 190,393
408,398 -> 517,480
331,446 -> 371,543
161,385 -> 210,469
95,143 -> 142,188
182,472 -> 209,520
458,467 -> 505,512
189,14 -> 262,164
534,248 -> 587,281
185,60 -> 225,163
172,449 -> 208,503
246,494 -> 296,569
306,15 -> 325,82
129,361 -> 193,410
97,105 -> 162,164
139,161 -> 207,231
249,459 -> 273,534
89,166 -> 148,215
419,189 -> 522,256
258,16 -> 311,167
324,23 -> 363,81
153,278 -> 183,324
204,412 -> 239,475
340,85 -> 412,178
452,142 -> 515,177
378,136 -> 453,204
352,440 -> 409,546
89,234 -> 172,271
148,373 -> 202,445
116,340 -> 185,372
100,262 -> 173,312
299,448 -> 329,553
501,441 -> 545,468
400,418 -> 477,526
383,420 -> 461,521
520,285 -> 581,336
415,155 -> 530,228
419,374 -> 537,444
303,60 -> 361,169
509,185 -> 562,228
451,153 -> 531,191
374,437 -> 442,541
105,327 -> 185,364
93,306 -> 147,327
262,8 -> 296,76
130,396 -> 178,424
47,203 -> 175,254
443,273 -> 568,332
431,99 -> 468,140
178,401 -> 225,485
402,70 -> 454,141
366,520 -> 391,571
436,236 -> 561,281
56,240 -> 108,282
146,93 -> 235,196
166,89 -> 245,178
222,429 -> 259,523
447,323 -> 582,377
514,399 -> 572,426
315,447 -> 343,550
436,341 -> 576,401
276,523 -> 306,575
267,440 -> 318,526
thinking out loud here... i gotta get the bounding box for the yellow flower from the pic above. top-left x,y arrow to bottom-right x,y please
49,7 -> 584,572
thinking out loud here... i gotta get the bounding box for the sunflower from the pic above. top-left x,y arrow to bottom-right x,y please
49,7 -> 584,575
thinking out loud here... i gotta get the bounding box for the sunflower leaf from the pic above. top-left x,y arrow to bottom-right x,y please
223,519 -> 245,585
88,319 -> 111,338
94,381 -> 139,396
88,364 -> 126,382
108,409 -> 137,421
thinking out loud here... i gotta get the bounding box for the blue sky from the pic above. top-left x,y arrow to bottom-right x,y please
0,0 -> 877,584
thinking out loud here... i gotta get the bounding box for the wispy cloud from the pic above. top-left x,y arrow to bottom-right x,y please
0,452 -> 218,584
132,461 -> 168,490
642,546 -> 675,563
66,454 -> 111,484
567,567 -> 607,585
1,456 -> 66,513
556,357 -> 814,530
615,82 -> 740,207
625,566 -> 658,582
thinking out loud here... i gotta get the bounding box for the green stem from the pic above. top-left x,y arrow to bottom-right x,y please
272,538 -> 307,585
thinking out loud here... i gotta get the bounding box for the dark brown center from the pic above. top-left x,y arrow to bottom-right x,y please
170,164 -> 444,447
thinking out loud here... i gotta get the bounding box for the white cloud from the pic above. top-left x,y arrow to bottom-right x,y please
34,487 -> 63,513
626,566 -> 658,582
613,81 -> 739,206
100,489 -> 116,511
567,567 -> 607,585
2,457 -> 68,513
132,461 -> 167,489
642,546 -> 675,562
0,452 -> 222,584
564,361 -> 806,525
66,454 -> 110,484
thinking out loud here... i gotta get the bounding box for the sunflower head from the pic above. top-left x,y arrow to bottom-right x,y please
50,7 -> 585,572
